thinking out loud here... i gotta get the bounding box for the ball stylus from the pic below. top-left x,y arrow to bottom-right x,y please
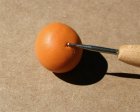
67,43 -> 140,67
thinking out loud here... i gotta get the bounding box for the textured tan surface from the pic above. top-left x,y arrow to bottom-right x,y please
0,0 -> 140,112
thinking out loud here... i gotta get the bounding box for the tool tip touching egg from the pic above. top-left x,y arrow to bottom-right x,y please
35,22 -> 83,73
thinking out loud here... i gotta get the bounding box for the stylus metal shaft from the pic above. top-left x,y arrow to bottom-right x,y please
67,43 -> 118,55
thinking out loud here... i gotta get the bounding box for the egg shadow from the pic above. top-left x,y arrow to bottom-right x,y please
54,50 -> 108,85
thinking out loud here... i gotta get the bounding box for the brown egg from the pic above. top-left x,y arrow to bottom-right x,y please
35,23 -> 83,73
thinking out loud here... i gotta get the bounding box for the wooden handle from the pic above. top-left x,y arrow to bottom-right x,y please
118,45 -> 140,67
